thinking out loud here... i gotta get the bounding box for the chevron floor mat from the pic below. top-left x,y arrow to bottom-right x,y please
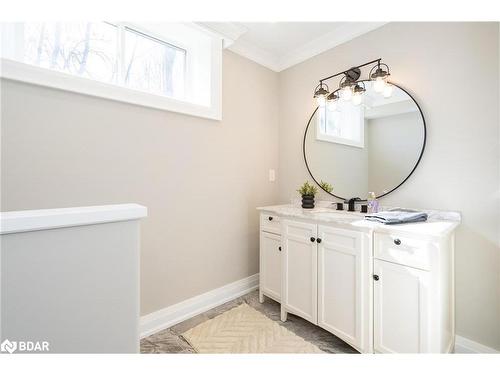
182,303 -> 324,353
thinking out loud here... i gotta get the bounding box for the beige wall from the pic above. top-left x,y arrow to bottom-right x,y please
1,50 -> 280,315
278,22 -> 500,350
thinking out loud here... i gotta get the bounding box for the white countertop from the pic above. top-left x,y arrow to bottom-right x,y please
257,204 -> 460,238
0,204 -> 148,234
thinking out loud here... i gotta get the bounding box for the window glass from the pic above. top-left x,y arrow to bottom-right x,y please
123,28 -> 186,100
23,22 -> 118,84
317,101 -> 364,147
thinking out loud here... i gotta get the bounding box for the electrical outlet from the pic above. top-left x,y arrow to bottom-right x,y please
269,169 -> 276,182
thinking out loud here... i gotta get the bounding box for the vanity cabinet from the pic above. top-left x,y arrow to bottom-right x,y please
373,259 -> 429,353
281,219 -> 318,324
277,218 -> 370,352
372,232 -> 454,353
259,214 -> 282,304
259,231 -> 282,302
317,225 -> 370,351
258,206 -> 458,354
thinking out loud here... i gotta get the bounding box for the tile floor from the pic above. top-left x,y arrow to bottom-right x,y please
140,290 -> 358,354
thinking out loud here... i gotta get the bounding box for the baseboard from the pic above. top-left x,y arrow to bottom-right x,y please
454,335 -> 499,353
140,273 -> 259,338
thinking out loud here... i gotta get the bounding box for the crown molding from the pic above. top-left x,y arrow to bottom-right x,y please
194,22 -> 248,48
228,38 -> 282,71
228,22 -> 388,72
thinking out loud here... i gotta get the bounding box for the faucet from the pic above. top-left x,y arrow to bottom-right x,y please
345,197 -> 362,212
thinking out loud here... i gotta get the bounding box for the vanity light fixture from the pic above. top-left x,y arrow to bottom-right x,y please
313,82 -> 329,107
369,61 -> 391,93
326,92 -> 339,111
352,82 -> 366,106
339,77 -> 355,101
313,58 -> 393,106
383,83 -> 394,98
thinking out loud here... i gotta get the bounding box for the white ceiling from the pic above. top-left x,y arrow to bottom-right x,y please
236,23 -> 344,56
197,22 -> 386,72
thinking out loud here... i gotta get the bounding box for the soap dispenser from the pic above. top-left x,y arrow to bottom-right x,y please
367,192 -> 379,214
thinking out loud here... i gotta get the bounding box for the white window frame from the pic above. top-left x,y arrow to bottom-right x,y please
316,105 -> 365,148
0,22 -> 222,120
117,22 -> 188,99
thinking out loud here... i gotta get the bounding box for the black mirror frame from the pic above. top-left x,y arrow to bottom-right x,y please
303,80 -> 427,201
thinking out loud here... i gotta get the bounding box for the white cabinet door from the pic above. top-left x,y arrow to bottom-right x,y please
259,231 -> 281,302
282,219 -> 317,324
317,225 -> 367,351
374,259 -> 430,353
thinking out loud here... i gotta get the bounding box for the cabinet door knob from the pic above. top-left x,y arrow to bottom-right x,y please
278,246 -> 282,252
373,275 -> 379,281
268,216 -> 273,221
316,238 -> 322,244
310,237 -> 316,242
394,238 -> 401,245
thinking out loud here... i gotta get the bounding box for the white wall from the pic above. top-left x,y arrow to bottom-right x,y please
1,220 -> 140,353
1,50 -> 280,315
278,22 -> 500,350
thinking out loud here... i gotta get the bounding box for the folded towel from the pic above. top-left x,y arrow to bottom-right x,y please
365,208 -> 428,225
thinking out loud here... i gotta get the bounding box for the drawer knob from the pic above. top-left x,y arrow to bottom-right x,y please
373,275 -> 379,281
394,238 -> 401,245
310,237 -> 316,242
316,238 -> 322,244
278,246 -> 282,252
268,216 -> 273,221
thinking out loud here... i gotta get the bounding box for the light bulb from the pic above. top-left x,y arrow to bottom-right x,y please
327,99 -> 337,111
352,93 -> 363,106
383,84 -> 393,98
316,95 -> 326,107
340,86 -> 352,101
373,77 -> 386,93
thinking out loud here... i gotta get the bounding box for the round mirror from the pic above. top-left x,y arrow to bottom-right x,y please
303,81 -> 426,200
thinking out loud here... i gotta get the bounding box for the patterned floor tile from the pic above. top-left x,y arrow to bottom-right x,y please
141,290 -> 358,354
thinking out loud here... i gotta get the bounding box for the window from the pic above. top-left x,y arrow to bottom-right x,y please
23,22 -> 118,84
123,27 -> 186,100
0,22 -> 222,120
317,101 -> 365,148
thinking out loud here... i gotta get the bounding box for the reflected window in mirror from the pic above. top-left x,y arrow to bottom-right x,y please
316,102 -> 364,148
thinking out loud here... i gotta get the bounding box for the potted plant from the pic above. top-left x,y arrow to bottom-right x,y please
319,180 -> 333,194
297,181 -> 318,209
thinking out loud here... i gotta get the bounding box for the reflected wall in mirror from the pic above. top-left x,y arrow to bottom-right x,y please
304,81 -> 426,200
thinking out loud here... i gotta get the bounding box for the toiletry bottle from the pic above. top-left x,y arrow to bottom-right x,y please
367,192 -> 379,213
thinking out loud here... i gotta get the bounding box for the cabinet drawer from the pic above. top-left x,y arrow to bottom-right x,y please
374,233 -> 435,271
260,213 -> 280,234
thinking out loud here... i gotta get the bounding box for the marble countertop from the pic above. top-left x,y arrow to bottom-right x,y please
257,203 -> 461,238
